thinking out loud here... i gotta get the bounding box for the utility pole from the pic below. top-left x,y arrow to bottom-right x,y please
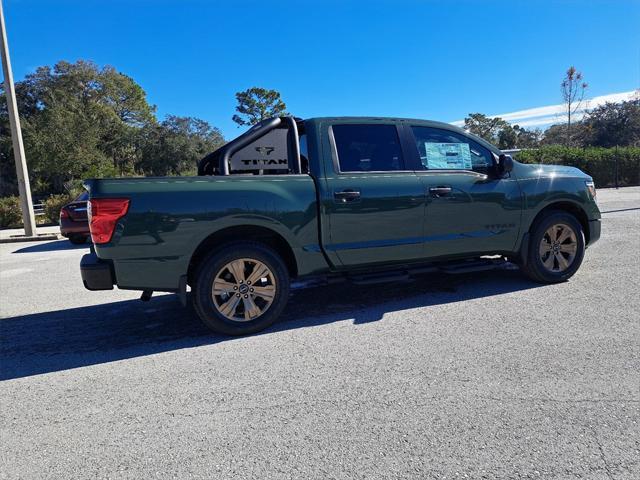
0,0 -> 36,236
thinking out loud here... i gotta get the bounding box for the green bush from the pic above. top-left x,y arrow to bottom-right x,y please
0,196 -> 23,228
516,146 -> 640,187
44,194 -> 72,225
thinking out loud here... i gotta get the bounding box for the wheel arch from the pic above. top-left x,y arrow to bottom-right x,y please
528,201 -> 591,244
187,225 -> 298,285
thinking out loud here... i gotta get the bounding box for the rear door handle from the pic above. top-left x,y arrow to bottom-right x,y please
429,186 -> 452,197
334,189 -> 361,203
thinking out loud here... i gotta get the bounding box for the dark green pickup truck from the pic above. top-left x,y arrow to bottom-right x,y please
81,116 -> 601,335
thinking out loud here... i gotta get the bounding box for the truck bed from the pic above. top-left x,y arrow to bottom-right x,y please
85,175 -> 329,291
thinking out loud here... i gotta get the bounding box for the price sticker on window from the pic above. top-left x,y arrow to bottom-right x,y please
423,142 -> 472,170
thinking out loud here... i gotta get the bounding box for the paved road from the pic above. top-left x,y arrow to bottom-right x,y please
1,188 -> 639,479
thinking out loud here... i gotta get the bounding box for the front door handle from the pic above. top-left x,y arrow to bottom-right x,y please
334,189 -> 361,203
429,186 -> 452,197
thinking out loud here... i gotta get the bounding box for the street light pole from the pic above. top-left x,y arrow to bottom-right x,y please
0,0 -> 36,236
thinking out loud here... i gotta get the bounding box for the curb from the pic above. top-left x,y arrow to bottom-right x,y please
0,233 -> 61,244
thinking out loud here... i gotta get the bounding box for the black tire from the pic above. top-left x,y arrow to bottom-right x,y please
69,235 -> 88,245
191,241 -> 290,335
520,210 -> 585,284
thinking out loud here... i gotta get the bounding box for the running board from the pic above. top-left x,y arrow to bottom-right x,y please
290,257 -> 510,290
350,272 -> 411,285
350,258 -> 508,285
439,257 -> 507,274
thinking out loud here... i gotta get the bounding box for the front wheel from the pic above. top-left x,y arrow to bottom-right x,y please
521,211 -> 585,284
191,242 -> 290,335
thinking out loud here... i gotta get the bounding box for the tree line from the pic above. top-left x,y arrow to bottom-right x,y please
463,68 -> 640,150
463,98 -> 640,150
0,61 -> 228,197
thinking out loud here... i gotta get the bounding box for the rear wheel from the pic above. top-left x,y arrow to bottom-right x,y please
191,242 -> 290,335
521,211 -> 585,283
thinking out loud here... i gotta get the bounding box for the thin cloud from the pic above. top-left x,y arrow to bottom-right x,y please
451,90 -> 639,128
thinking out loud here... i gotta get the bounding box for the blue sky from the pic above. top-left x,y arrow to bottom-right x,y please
4,0 -> 640,138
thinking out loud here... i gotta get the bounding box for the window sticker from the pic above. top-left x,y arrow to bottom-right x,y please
423,142 -> 472,170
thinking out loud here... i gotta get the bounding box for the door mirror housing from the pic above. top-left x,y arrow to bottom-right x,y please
497,154 -> 514,176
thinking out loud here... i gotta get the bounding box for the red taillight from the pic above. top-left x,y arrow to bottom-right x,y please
88,198 -> 130,244
59,208 -> 69,219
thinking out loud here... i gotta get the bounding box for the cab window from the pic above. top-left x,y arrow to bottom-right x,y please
299,133 -> 309,173
332,124 -> 405,172
411,126 -> 493,171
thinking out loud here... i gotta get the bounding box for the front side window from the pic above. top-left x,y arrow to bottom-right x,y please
332,124 -> 404,172
411,126 -> 493,171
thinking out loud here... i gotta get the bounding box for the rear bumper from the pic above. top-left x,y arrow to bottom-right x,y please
80,252 -> 115,290
60,218 -> 89,237
588,219 -> 601,246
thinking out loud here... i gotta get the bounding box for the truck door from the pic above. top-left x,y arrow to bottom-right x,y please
406,124 -> 522,259
320,122 -> 426,267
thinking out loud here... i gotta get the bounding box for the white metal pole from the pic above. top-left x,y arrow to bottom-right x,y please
0,0 -> 36,236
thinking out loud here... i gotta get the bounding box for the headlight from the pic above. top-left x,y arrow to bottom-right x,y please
585,180 -> 597,200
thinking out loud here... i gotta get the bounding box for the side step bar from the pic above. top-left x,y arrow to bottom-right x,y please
351,272 -> 411,286
439,257 -> 507,274
291,257 -> 511,290
351,257 -> 508,285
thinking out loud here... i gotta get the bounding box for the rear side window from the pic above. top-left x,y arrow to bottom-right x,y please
332,124 -> 404,172
299,133 -> 309,173
411,126 -> 493,171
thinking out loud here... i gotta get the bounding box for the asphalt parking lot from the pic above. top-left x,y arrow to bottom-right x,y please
1,187 -> 639,479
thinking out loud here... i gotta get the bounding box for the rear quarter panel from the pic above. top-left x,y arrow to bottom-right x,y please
87,175 -> 326,290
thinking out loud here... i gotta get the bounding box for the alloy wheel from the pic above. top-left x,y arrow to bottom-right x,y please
211,258 -> 277,322
539,223 -> 578,273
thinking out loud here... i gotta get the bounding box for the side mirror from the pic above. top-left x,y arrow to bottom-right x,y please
498,154 -> 514,175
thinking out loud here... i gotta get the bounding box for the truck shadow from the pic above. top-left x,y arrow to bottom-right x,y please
0,270 -> 541,380
12,239 -> 90,253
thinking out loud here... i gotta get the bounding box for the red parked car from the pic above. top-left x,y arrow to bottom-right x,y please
59,192 -> 90,244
